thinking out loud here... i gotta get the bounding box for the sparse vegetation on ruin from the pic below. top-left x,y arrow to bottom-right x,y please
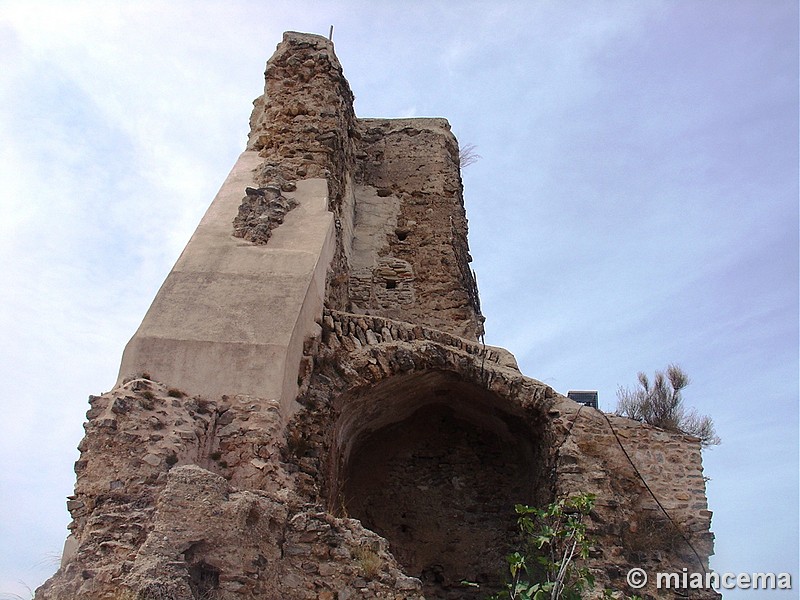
616,365 -> 720,448
352,544 -> 383,579
485,493 -> 596,600
458,142 -> 481,168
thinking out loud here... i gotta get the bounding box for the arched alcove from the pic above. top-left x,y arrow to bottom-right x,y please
329,370 -> 550,598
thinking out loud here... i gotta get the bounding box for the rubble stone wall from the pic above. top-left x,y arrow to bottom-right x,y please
246,33 -> 483,339
352,119 -> 484,340
286,310 -> 716,598
247,31 -> 358,312
37,30 -> 716,600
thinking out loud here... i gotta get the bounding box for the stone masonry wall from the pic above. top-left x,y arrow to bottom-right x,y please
244,34 -> 484,341
352,119 -> 483,340
36,377 -> 426,600
286,310 -> 717,599
552,405 -> 716,598
247,31 -> 358,311
36,31 -> 715,600
37,314 -> 716,600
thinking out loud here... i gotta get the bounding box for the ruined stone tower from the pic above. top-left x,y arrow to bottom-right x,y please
36,32 -> 716,600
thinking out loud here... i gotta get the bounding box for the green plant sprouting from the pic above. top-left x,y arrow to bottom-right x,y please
487,493 -> 596,600
484,493 -> 643,600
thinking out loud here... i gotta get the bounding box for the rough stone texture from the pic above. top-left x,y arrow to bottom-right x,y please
288,310 -> 717,599
247,32 -> 483,340
350,119 -> 483,340
36,380 -> 425,600
37,31 -> 716,600
247,31 -> 358,313
233,186 -> 298,244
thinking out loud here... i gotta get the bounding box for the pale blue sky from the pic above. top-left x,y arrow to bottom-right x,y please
1,2 -> 797,598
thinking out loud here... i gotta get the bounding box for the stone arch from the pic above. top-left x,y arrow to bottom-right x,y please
324,349 -> 555,598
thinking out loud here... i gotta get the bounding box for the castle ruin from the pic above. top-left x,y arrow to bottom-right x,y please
35,32 -> 716,600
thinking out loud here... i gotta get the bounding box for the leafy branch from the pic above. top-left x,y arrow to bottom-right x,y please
488,493 -> 596,600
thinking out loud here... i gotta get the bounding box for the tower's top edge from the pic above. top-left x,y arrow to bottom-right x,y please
281,31 -> 333,46
268,31 -> 343,77
358,117 -> 452,131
